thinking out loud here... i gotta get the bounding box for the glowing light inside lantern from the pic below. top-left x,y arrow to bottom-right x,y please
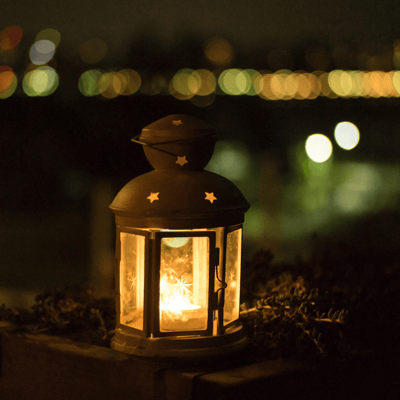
159,236 -> 209,332
160,277 -> 201,312
163,237 -> 190,248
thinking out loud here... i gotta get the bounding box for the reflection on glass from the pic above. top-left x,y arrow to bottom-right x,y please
160,236 -> 209,332
120,233 -> 145,330
224,229 -> 242,326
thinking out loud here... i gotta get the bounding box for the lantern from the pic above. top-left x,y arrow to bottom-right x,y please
109,115 -> 250,360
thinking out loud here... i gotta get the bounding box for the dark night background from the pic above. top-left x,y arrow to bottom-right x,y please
1,0 -> 400,306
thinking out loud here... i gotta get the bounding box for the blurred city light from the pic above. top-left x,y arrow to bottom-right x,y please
244,69 -> 262,96
334,122 -> 360,150
23,66 -> 59,96
205,140 -> 251,181
79,38 -> 108,63
36,28 -> 61,47
243,207 -> 266,240
172,68 -> 200,96
204,37 -> 233,66
29,40 -> 56,65
190,93 -> 216,107
333,163 -> 381,213
78,69 -> 103,96
193,69 -> 216,96
0,66 -> 17,99
218,69 -> 251,95
305,134 -> 333,163
0,26 -> 23,51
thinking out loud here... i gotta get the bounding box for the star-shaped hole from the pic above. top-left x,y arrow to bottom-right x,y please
176,155 -> 188,166
147,192 -> 159,203
205,192 -> 217,203
172,120 -> 183,126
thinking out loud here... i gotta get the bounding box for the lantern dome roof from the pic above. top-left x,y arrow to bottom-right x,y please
110,115 -> 249,229
110,169 -> 249,229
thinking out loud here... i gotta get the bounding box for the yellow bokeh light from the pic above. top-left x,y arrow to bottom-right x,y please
270,72 -> 286,99
99,72 -> 121,99
286,74 -> 299,99
334,122 -> 360,150
296,73 -> 313,99
219,69 -> 250,95
194,69 -> 217,96
245,69 -> 262,96
392,71 -> 400,96
30,40 -> 56,65
204,37 -> 233,67
23,66 -> 59,97
79,38 -> 108,64
305,134 -> 333,163
172,69 -> 200,96
36,28 -> 61,47
368,71 -> 386,98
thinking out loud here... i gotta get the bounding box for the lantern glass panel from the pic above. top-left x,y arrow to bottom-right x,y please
223,229 -> 242,326
160,236 -> 209,332
120,232 -> 145,330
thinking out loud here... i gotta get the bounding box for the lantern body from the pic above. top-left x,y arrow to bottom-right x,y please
110,115 -> 249,360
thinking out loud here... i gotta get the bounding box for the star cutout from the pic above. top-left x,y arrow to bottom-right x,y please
176,155 -> 188,166
172,120 -> 183,126
205,192 -> 217,203
147,192 -> 159,203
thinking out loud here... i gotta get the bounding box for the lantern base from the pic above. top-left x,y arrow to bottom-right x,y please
111,324 -> 248,361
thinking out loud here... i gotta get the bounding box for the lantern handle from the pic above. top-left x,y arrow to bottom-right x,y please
215,265 -> 227,292
131,134 -> 179,157
132,132 -> 216,146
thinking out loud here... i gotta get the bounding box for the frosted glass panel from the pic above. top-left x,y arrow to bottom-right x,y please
160,236 -> 209,332
224,229 -> 242,326
120,233 -> 145,330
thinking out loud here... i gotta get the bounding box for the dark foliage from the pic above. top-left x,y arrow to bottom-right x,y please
1,229 -> 400,365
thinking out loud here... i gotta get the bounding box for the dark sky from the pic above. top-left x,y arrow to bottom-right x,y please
2,0 -> 399,58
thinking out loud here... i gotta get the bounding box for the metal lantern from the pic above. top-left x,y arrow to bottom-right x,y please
109,115 -> 250,360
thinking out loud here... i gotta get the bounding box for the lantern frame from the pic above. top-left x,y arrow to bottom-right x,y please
110,115 -> 250,360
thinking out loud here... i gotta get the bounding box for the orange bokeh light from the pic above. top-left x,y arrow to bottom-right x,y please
0,26 -> 23,51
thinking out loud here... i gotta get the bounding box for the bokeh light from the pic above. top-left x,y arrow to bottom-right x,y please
245,69 -> 262,96
36,29 -> 61,47
23,66 -> 59,97
0,26 -> 23,51
190,93 -> 216,107
78,69 -> 141,97
194,69 -> 216,96
305,134 -> 333,163
79,38 -> 108,64
218,69 -> 251,95
172,68 -> 200,96
0,66 -> 17,99
117,69 -> 141,95
205,141 -> 251,181
204,37 -> 233,67
98,72 -> 121,99
334,122 -> 360,150
29,40 -> 56,65
78,69 -> 104,96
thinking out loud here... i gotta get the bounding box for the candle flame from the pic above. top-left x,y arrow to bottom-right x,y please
160,277 -> 200,313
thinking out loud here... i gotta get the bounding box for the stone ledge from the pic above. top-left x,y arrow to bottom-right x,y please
0,330 -> 398,400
